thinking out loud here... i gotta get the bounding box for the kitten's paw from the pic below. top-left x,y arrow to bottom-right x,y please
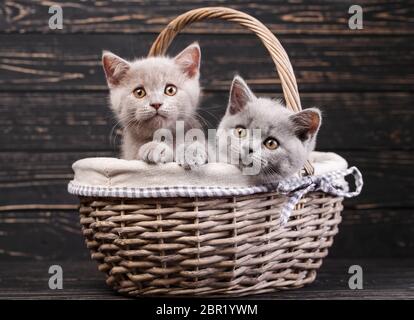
138,141 -> 174,164
176,141 -> 207,170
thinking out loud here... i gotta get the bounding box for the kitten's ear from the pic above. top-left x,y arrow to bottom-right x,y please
290,108 -> 322,141
174,42 -> 201,78
228,75 -> 255,115
102,51 -> 130,87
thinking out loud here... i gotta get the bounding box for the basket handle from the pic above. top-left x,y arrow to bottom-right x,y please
148,7 -> 314,175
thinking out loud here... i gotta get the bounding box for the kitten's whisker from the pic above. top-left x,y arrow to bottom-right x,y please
252,153 -> 268,166
179,111 -> 211,129
198,108 -> 222,126
110,114 -> 143,148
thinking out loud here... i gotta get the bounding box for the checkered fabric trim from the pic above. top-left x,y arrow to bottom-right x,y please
276,166 -> 363,225
68,166 -> 363,225
67,182 -> 273,198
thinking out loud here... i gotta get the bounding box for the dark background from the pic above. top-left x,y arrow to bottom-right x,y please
0,0 -> 413,298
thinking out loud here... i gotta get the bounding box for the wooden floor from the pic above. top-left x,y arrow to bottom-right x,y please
0,259 -> 412,300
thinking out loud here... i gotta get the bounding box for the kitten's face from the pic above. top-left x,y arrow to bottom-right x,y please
217,76 -> 321,182
102,43 -> 201,136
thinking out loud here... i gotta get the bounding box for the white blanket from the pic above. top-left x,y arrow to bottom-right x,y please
70,151 -> 348,189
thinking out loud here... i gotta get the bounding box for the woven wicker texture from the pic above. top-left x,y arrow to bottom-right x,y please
79,192 -> 343,296
76,7 -> 345,296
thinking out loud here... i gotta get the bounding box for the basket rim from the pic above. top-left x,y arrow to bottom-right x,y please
68,151 -> 347,195
67,152 -> 358,200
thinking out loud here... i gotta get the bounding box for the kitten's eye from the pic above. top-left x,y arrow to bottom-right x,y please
164,84 -> 177,96
133,87 -> 146,98
234,126 -> 247,138
263,138 -> 279,150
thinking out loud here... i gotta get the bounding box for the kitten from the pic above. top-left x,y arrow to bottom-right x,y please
102,43 -> 202,163
216,75 -> 321,182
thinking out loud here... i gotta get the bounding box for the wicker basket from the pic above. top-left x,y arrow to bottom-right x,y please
70,7 -> 360,297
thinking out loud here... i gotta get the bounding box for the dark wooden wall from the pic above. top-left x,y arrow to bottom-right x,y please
0,0 -> 413,261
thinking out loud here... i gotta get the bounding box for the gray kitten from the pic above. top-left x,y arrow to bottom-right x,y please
102,43 -> 202,163
217,75 -> 322,182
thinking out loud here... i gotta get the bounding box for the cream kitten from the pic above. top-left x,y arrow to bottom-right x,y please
102,43 -> 202,163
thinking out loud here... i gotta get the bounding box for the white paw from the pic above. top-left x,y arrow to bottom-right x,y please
176,141 -> 207,170
138,141 -> 174,164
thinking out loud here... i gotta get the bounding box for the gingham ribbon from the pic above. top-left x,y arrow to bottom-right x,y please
276,166 -> 363,225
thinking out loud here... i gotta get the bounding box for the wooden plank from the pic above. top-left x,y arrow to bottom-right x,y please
0,208 -> 413,261
331,208 -> 414,258
1,1 -> 413,35
0,259 -> 413,299
0,34 -> 413,92
0,92 -> 118,152
0,150 -> 413,207
339,151 -> 414,208
0,92 -> 412,151
0,151 -> 113,206
0,210 -> 88,261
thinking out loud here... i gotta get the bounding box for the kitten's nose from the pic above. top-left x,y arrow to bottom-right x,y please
150,103 -> 162,110
243,145 -> 254,155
